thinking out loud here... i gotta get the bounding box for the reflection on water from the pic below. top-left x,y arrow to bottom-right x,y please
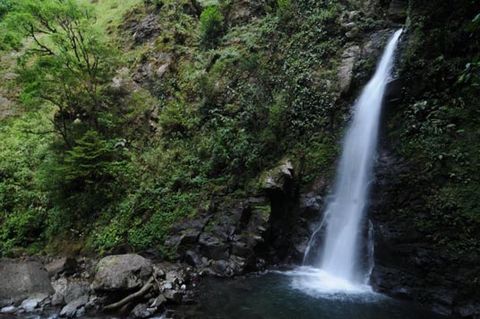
176,271 -> 445,319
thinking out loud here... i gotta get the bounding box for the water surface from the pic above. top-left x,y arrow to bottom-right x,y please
177,271 -> 444,319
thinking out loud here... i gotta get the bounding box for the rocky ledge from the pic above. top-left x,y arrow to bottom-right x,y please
0,255 -> 198,318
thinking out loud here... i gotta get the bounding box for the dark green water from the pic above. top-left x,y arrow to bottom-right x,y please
177,272 -> 444,319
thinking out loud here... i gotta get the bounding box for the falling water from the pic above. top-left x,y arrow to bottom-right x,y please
297,29 -> 403,293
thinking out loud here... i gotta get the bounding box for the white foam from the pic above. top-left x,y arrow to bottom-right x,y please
277,267 -> 383,302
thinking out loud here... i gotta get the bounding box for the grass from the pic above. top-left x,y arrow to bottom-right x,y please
78,0 -> 142,30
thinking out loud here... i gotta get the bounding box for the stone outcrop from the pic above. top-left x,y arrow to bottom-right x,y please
0,259 -> 54,307
92,254 -> 153,292
338,45 -> 361,94
369,151 -> 480,318
165,196 -> 271,277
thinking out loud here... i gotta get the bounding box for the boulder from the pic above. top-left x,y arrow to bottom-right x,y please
0,305 -> 16,314
0,259 -> 54,307
262,160 -> 294,193
198,234 -> 229,260
51,278 -> 90,307
19,293 -> 49,312
92,254 -> 153,292
45,257 -> 77,278
130,303 -> 153,319
60,295 -> 88,318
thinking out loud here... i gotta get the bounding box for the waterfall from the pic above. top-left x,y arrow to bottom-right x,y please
298,29 -> 403,292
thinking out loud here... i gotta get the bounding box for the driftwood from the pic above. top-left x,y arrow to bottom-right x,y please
103,277 -> 155,311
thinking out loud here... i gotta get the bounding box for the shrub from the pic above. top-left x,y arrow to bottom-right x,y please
0,0 -> 12,19
38,130 -> 129,219
200,5 -> 223,48
277,0 -> 292,18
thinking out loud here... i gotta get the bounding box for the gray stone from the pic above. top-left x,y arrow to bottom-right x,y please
92,254 -> 153,292
150,295 -> 167,308
59,295 -> 88,318
45,257 -> 77,278
131,303 -> 152,319
338,45 -> 361,93
64,282 -> 90,304
51,278 -> 68,306
20,293 -> 48,312
0,259 -> 54,307
198,234 -> 229,260
262,160 -> 294,192
1,305 -> 17,314
131,14 -> 160,44
163,290 -> 182,303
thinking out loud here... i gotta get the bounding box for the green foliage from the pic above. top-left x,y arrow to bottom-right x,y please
39,131 -> 129,219
0,111 -> 51,255
276,0 -> 293,18
0,0 -> 12,19
200,5 -> 224,48
384,1 -> 480,258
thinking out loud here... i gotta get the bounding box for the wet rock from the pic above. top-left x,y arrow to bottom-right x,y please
20,293 -> 49,312
0,259 -> 54,307
131,303 -> 153,319
51,278 -> 90,307
150,295 -> 167,309
163,290 -> 183,304
184,250 -> 203,268
51,278 -> 68,306
231,241 -> 251,258
92,254 -> 153,292
0,305 -> 16,314
60,295 -> 88,318
456,303 -> 480,318
198,234 -> 229,260
64,282 -> 90,304
299,193 -> 323,218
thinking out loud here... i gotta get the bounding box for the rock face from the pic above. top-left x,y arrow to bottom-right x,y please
165,196 -> 271,277
92,254 -> 153,292
338,45 -> 361,94
369,151 -> 480,318
45,257 -> 77,278
388,0 -> 407,22
0,259 -> 54,307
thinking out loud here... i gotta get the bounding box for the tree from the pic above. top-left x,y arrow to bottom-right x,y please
6,0 -> 119,147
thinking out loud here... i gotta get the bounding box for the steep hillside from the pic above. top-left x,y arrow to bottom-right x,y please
0,0 -> 479,316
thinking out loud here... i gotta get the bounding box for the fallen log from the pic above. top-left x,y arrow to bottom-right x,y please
103,277 -> 154,311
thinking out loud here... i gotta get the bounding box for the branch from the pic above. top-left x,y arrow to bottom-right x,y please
103,277 -> 154,311
27,24 -> 55,56
20,129 -> 56,135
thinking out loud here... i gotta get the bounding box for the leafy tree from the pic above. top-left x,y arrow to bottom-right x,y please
7,0 -> 119,146
39,130 -> 128,221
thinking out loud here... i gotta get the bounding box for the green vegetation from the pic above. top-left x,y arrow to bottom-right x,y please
199,5 -> 223,47
0,0 -> 345,256
386,2 -> 480,257
0,0 -> 479,267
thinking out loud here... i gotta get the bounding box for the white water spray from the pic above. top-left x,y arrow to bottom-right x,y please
295,29 -> 403,294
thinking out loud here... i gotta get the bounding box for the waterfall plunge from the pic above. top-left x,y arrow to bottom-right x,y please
294,29 -> 403,295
